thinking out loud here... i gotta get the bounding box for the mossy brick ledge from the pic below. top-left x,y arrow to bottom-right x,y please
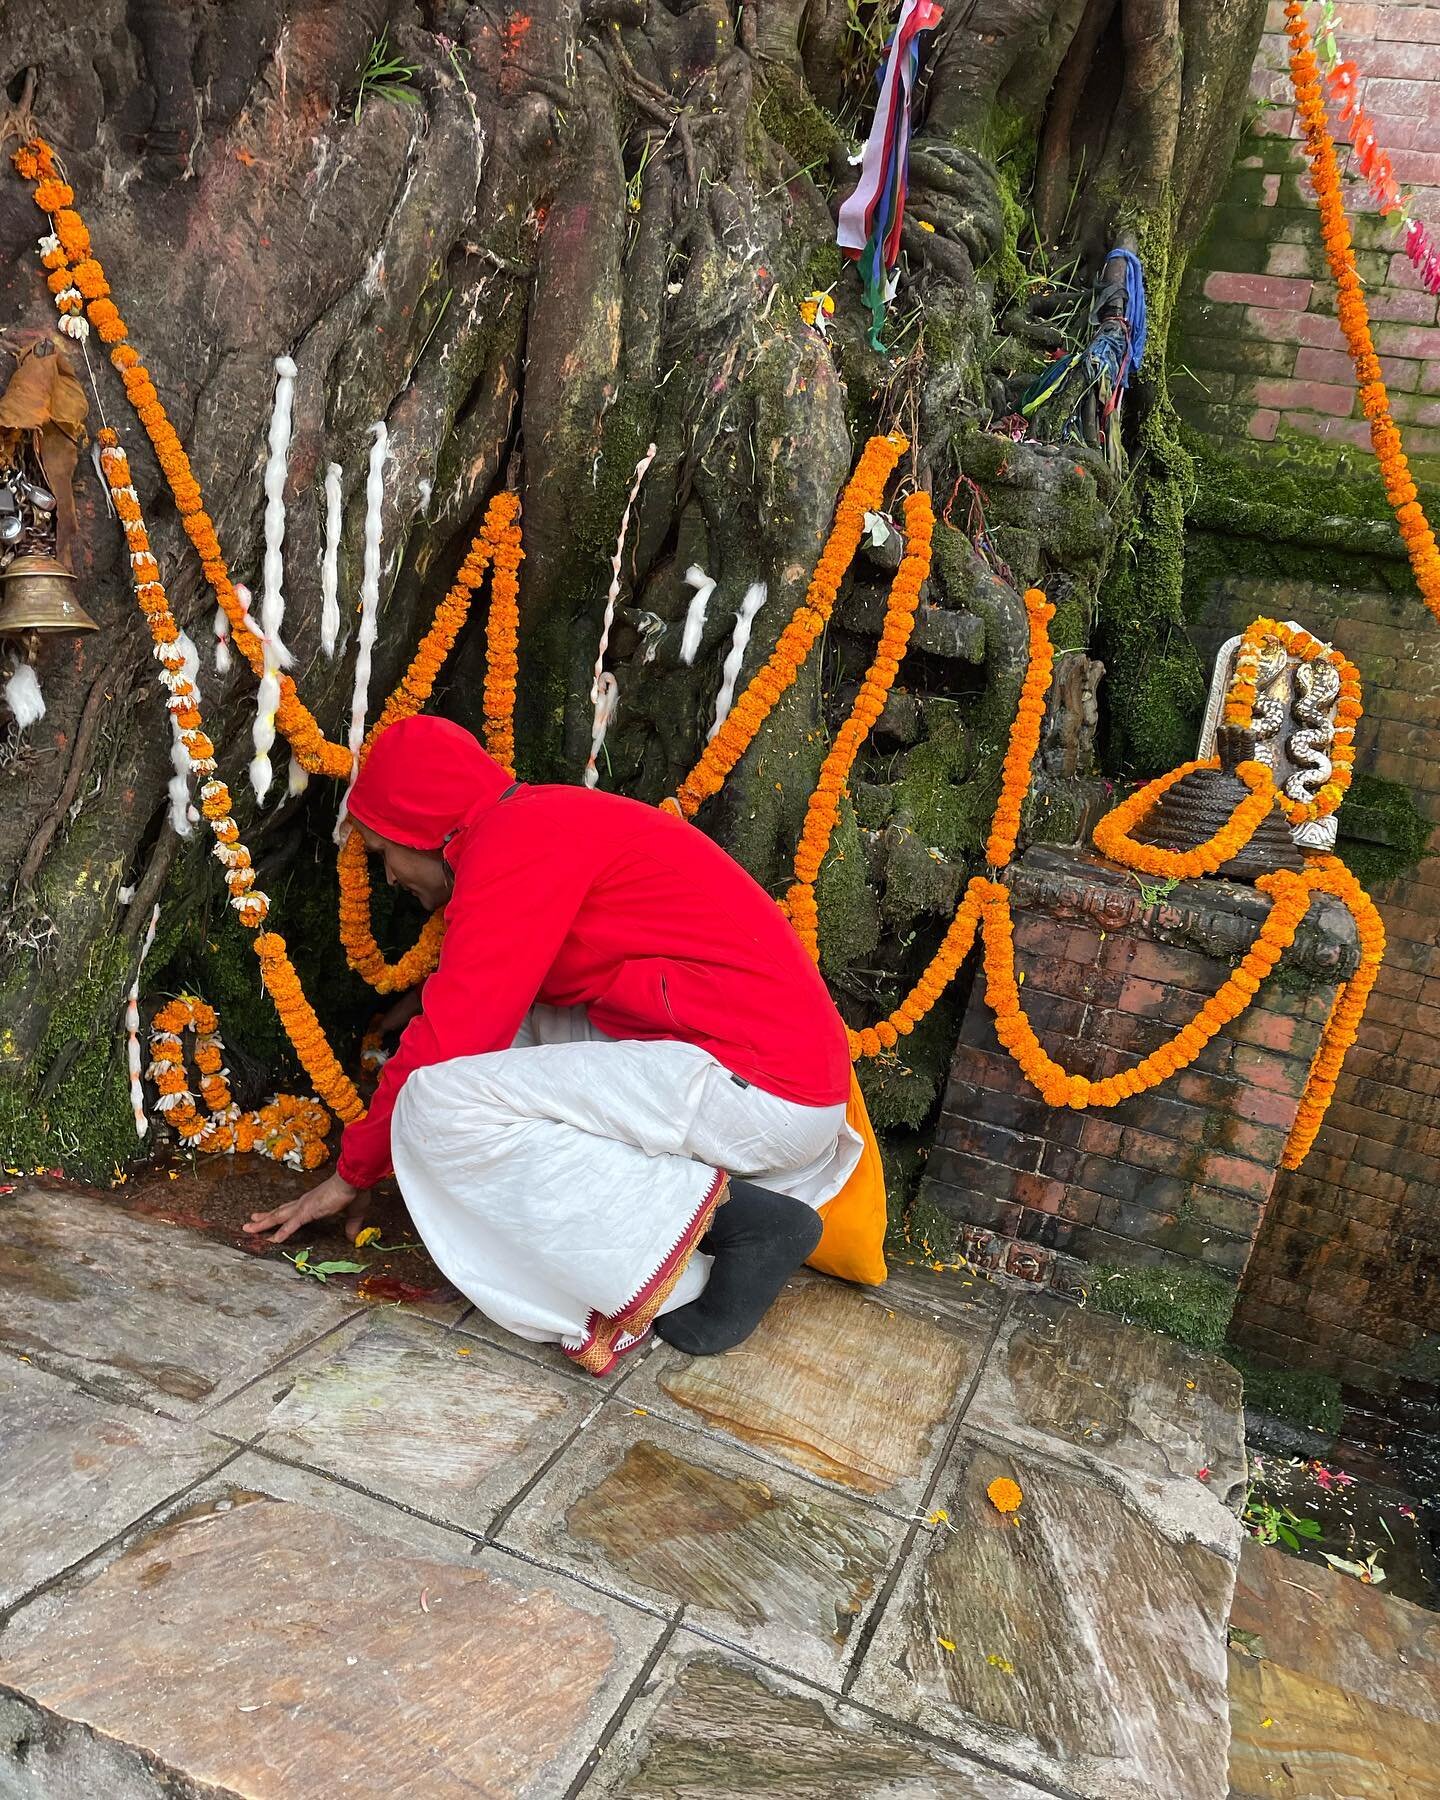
916,846 -> 1354,1297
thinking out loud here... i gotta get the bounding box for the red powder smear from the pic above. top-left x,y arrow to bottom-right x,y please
504,13 -> 532,54
357,1273 -> 442,1304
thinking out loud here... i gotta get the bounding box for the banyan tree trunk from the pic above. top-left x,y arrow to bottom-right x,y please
0,0 -> 1264,1183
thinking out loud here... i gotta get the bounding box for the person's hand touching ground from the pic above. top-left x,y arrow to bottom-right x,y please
243,1170 -> 370,1244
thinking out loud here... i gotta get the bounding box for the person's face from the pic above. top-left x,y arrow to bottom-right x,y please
356,824 -> 451,910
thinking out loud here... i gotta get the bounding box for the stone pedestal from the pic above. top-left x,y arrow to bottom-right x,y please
919,846 -> 1360,1292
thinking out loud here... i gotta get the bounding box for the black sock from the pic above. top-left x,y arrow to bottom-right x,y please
653,1179 -> 822,1356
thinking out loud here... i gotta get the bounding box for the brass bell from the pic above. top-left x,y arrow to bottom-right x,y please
0,554 -> 99,636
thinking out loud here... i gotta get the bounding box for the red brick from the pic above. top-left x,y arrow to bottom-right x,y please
1377,5 -> 1440,42
1292,345 -> 1425,389
1202,268 -> 1317,307
1244,305 -> 1345,347
1248,408 -> 1281,441
1282,412 -> 1376,450
1198,1152 -> 1274,1201
1013,1173 -> 1067,1213
1230,1042 -> 1311,1095
1370,319 -> 1440,360
1356,76 -> 1437,114
1345,37 -> 1440,76
1253,376 -> 1357,415
1363,288 -> 1439,325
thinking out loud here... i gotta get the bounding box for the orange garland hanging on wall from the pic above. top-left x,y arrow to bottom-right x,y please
785,487 -> 934,972
95,428 -> 366,1127
668,433 -> 907,819
1282,4 -> 1440,624
337,491 -> 525,993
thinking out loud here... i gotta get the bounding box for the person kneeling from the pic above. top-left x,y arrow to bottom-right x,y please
244,717 -> 859,1377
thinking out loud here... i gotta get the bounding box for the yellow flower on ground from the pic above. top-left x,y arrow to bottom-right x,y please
353,1226 -> 381,1248
987,1476 -> 1023,1514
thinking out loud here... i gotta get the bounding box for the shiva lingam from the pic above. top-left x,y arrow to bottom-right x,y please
1129,724 -> 1304,883
1198,623 -> 1345,853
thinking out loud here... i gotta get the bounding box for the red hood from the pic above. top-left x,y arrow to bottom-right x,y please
346,716 -> 513,851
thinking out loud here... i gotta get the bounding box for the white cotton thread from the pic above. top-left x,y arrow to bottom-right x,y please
3,656 -> 45,729
213,604 -> 232,675
125,901 -> 161,1138
336,421 -> 387,836
251,356 -> 298,801
583,441 -> 656,788
167,629 -> 202,836
321,460 -> 343,657
708,582 -> 768,740
680,564 -> 715,666
583,672 -> 619,790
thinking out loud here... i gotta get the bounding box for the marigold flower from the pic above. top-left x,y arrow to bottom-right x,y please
987,1477 -> 1023,1514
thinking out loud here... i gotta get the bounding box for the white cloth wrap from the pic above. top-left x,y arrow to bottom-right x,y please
390,1003 -> 861,1355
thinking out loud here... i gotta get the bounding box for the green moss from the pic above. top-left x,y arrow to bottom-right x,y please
815,800 -> 879,976
885,1176 -> 961,1261
1335,772 -> 1433,888
856,997 -> 962,1132
800,241 -> 842,297
1083,1261 -> 1236,1353
756,68 -> 841,173
890,702 -> 988,860
1048,596 -> 1089,652
1224,1348 -> 1344,1433
0,931 -> 143,1180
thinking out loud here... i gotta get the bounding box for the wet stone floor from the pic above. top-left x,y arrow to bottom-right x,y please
1,1174 -> 1436,1799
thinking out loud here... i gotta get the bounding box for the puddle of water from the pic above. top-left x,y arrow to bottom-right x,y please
1243,1448 -> 1438,1610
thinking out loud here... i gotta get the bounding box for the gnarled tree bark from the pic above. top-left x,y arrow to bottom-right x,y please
0,0 -> 1264,1184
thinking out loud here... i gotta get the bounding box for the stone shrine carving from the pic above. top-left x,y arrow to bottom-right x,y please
1198,622 -> 1343,853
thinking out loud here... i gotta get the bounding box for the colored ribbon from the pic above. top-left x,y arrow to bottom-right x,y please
837,0 -> 943,350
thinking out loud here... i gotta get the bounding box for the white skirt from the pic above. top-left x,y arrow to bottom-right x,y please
390,1004 -> 861,1375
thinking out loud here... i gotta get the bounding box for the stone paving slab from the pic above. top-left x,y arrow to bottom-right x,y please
0,1185 -> 355,1417
1228,1538 -> 1440,1799
850,1431 -> 1235,1800
0,1463 -> 661,1800
577,1636 -> 1061,1799
622,1273 -> 990,1513
500,1401 -> 907,1687
207,1308 -> 597,1535
964,1291 -> 1246,1555
0,1355 -> 232,1612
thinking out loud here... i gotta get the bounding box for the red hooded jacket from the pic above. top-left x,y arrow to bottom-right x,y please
336,717 -> 850,1189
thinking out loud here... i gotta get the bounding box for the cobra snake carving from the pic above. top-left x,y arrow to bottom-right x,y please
1249,641 -> 1290,745
1284,658 -> 1342,804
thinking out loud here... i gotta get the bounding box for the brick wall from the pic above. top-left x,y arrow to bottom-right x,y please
1173,0 -> 1440,474
919,846 -> 1359,1295
1189,575 -> 1440,1394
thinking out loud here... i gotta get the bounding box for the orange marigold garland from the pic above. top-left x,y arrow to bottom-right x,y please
97,424 -> 365,1125
986,589 -> 1056,870
1280,853 -> 1385,1169
669,432 -> 907,819
481,501 -> 524,776
1091,757 -> 1279,879
975,869 -> 1316,1111
337,492 -> 524,993
14,136 -> 351,776
148,997 -> 331,1169
1222,617 -> 1360,825
1283,7 -> 1440,624
786,488 -> 935,968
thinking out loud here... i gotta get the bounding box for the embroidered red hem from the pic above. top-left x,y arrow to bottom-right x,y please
563,1170 -> 728,1377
